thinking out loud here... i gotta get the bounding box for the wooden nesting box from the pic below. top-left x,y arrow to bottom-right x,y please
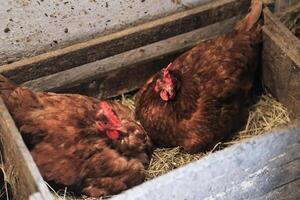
262,2 -> 300,119
0,0 -> 299,199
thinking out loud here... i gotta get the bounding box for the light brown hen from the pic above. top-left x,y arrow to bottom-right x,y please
0,75 -> 152,197
135,0 -> 263,153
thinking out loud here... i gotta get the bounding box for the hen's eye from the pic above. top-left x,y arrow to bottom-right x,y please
98,115 -> 109,124
118,135 -> 125,142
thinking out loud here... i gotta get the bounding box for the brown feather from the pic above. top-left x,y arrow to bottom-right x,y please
0,75 -> 152,197
135,1 -> 262,153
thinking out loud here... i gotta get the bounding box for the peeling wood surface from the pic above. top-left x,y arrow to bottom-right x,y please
0,0 -> 251,84
262,8 -> 300,119
111,128 -> 300,200
0,98 -> 53,200
22,16 -> 240,99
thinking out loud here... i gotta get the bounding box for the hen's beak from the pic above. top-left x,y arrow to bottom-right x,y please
166,87 -> 175,99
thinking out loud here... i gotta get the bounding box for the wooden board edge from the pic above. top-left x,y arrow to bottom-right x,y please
22,15 -> 241,98
275,0 -> 300,17
262,23 -> 300,119
110,127 -> 300,200
0,0 -> 251,83
274,0 -> 300,12
0,97 -> 53,200
263,8 -> 300,67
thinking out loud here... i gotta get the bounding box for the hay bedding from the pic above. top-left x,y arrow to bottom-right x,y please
47,92 -> 290,200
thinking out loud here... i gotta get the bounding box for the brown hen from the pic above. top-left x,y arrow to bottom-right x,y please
0,75 -> 152,197
135,0 -> 263,153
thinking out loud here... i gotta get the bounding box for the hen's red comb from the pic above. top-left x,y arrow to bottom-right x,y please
99,101 -> 121,127
162,63 -> 172,87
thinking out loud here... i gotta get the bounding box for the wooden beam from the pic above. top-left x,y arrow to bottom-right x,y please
110,127 -> 300,200
263,9 -> 300,63
0,0 -> 251,84
0,98 -> 53,200
22,16 -> 240,99
275,0 -> 300,17
262,8 -> 300,119
275,0 -> 300,39
274,0 -> 299,12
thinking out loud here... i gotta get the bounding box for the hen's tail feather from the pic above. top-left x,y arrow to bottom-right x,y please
0,74 -> 17,97
235,0 -> 263,32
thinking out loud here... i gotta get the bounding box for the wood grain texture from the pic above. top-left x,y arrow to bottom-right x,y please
274,0 -> 299,12
0,0 -> 251,84
22,16 -> 240,99
276,0 -> 300,18
0,97 -> 53,200
111,127 -> 300,200
276,1 -> 300,39
262,8 -> 300,119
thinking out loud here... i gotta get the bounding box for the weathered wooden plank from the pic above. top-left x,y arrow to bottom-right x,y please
262,8 -> 300,119
110,127 -> 300,200
0,0 -> 213,66
0,0 -> 251,84
263,8 -> 300,62
276,0 -> 300,18
22,16 -> 240,99
274,0 -> 299,12
0,98 -> 53,200
263,173 -> 300,200
276,1 -> 300,40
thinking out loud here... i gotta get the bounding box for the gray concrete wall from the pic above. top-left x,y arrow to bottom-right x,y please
0,0 -> 212,65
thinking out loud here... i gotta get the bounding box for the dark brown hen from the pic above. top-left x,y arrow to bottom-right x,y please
0,75 -> 152,197
135,0 -> 263,153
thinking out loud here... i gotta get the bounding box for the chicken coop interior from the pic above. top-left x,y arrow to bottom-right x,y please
0,0 -> 299,200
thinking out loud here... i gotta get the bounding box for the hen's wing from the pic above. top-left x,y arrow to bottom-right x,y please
178,93 -> 246,153
197,34 -> 259,99
81,147 -> 145,197
31,142 -> 81,187
171,33 -> 259,100
163,34 -> 259,153
31,136 -> 108,189
5,87 -> 100,148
